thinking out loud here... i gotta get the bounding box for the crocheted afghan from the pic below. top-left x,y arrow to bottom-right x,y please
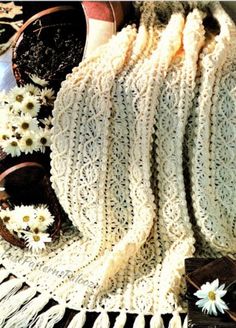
0,2 -> 236,327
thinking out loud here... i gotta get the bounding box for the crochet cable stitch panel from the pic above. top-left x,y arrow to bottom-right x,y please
191,3 -> 236,256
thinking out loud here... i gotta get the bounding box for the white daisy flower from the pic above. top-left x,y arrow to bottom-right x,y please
39,116 -> 52,129
10,101 -> 23,115
19,131 -> 39,154
8,86 -> 28,104
24,231 -> 51,253
0,128 -> 11,142
0,106 -> 11,129
0,208 -> 16,232
40,88 -> 55,105
32,205 -> 54,231
21,95 -> 40,117
15,114 -> 39,134
194,279 -> 229,316
13,205 -> 36,230
29,74 -> 48,87
37,128 -> 51,153
2,109 -> 10,125
24,84 -> 41,96
2,137 -> 21,157
6,110 -> 20,130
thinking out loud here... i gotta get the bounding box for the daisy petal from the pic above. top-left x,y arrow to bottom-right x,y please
218,283 -> 226,290
212,279 -> 219,290
196,298 -> 207,307
211,302 -> 218,316
216,302 -> 228,314
217,299 -> 229,310
217,290 -> 227,298
202,301 -> 211,313
194,290 -> 207,298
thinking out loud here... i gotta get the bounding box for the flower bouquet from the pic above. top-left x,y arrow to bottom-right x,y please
0,85 -> 64,251
0,204 -> 53,252
0,84 -> 54,159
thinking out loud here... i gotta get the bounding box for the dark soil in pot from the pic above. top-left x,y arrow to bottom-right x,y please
13,7 -> 86,92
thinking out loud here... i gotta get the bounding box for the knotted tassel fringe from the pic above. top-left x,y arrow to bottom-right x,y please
4,294 -> 50,328
0,278 -> 23,301
133,314 -> 145,328
0,268 -> 9,283
0,287 -> 37,327
67,310 -> 87,328
30,304 -> 66,328
113,311 -> 127,328
150,313 -> 165,328
168,312 -> 182,328
92,311 -> 110,328
183,314 -> 188,328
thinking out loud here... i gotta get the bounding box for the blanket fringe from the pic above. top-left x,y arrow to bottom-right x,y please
4,293 -> 50,328
168,312 -> 182,328
0,278 -> 22,301
150,313 -> 165,328
0,287 -> 37,327
66,311 -> 186,328
67,310 -> 87,328
0,268 -> 9,283
92,311 -> 110,328
30,304 -> 66,328
133,313 -> 145,328
113,311 -> 127,328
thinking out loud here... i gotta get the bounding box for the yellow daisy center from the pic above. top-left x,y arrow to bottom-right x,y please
40,137 -> 47,145
2,135 -> 8,140
23,215 -> 30,222
39,215 -> 45,222
33,235 -> 40,242
21,122 -> 29,130
3,216 -> 10,223
34,228 -> 39,234
26,138 -> 33,146
26,102 -> 34,110
208,291 -> 216,301
16,95 -> 23,102
11,141 -> 18,147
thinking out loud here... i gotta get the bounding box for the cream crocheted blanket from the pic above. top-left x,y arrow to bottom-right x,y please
0,2 -> 236,328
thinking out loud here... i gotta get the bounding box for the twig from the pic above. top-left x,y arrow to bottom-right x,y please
32,22 -> 72,34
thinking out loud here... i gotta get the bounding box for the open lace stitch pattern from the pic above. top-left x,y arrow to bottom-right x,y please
190,3 -> 236,258
0,2 -> 236,327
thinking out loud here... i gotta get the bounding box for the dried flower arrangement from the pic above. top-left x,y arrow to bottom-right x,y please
0,204 -> 54,252
0,85 -> 54,157
12,6 -> 85,91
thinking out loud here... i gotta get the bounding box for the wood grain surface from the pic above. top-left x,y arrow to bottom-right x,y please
185,258 -> 236,328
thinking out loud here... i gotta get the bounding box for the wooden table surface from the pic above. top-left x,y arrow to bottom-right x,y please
185,258 -> 236,328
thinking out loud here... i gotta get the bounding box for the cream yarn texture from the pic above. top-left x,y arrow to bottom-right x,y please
0,2 -> 236,328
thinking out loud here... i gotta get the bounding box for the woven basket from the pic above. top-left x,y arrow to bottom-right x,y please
0,161 -> 63,248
